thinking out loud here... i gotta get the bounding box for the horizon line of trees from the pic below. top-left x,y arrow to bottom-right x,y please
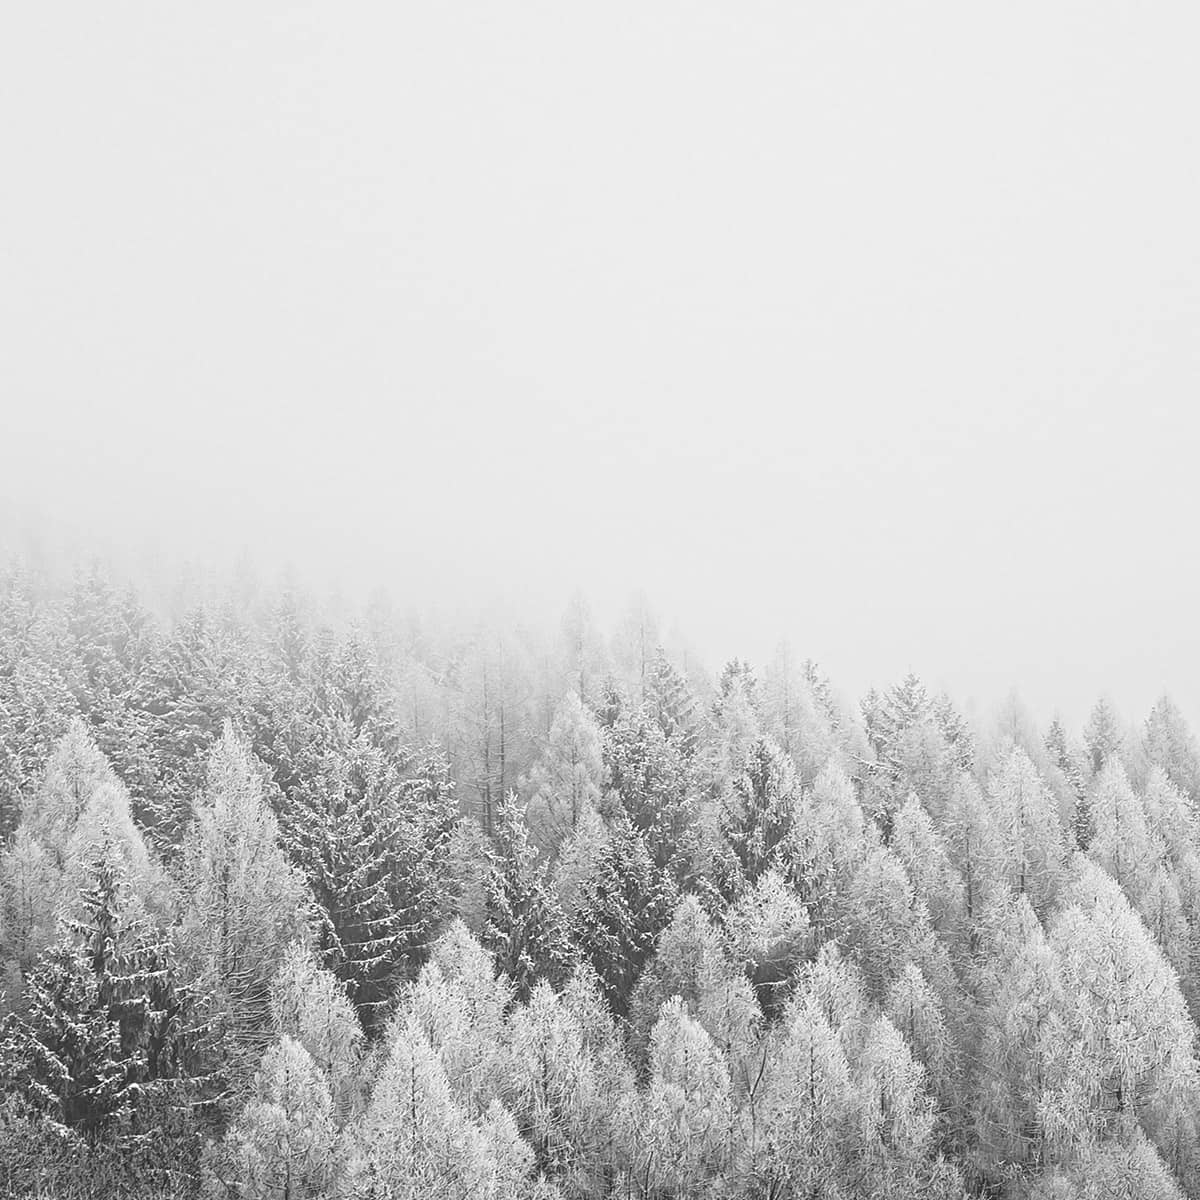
2,556 -> 1200,1198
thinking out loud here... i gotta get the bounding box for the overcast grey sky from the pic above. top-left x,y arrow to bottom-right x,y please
3,4 -> 1199,727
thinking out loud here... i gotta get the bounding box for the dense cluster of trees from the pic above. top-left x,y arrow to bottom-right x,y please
3,558 -> 1200,1198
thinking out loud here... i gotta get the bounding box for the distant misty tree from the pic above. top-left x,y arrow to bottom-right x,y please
644,647 -> 700,755
1086,758 -> 1160,904
1083,696 -> 1124,776
757,642 -> 836,784
523,690 -> 604,853
1145,695 -> 1200,802
987,747 -> 1066,919
0,564 -> 76,841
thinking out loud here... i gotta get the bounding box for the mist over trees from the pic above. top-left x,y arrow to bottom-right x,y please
2,555 -> 1200,1198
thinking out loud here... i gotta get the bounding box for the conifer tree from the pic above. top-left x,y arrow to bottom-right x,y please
269,944 -> 364,1124
941,772 -> 1007,949
758,642 -> 836,784
841,844 -> 933,1001
747,994 -> 855,1199
975,898 -> 1067,1180
178,725 -> 314,1081
603,703 -> 696,879
482,793 -> 575,1000
572,815 -> 675,1015
723,869 -> 810,1018
1145,695 -> 1200,802
217,1035 -> 340,1200
711,737 -> 799,904
785,759 -> 872,939
891,793 -> 966,934
987,747 -> 1067,919
883,963 -> 955,1116
0,836 -> 201,1153
628,895 -> 759,1073
852,1015 -> 941,1198
1083,696 -> 1124,776
644,647 -> 700,755
623,998 -> 733,1198
523,691 -> 604,853
506,980 -> 620,1192
1086,757 -> 1160,904
1048,858 -> 1200,1161
403,921 -> 513,1118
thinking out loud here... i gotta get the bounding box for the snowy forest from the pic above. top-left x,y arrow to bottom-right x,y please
3,557 -> 1200,1200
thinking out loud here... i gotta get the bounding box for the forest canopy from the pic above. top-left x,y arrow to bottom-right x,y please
1,555 -> 1199,1199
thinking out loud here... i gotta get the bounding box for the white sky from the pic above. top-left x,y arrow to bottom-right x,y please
3,4 -> 1199,728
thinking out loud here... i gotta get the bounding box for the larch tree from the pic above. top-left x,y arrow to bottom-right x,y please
974,897 -> 1068,1181
841,844 -> 933,1001
785,759 -> 872,939
987,747 -> 1067,920
627,895 -> 758,1072
1086,757 -> 1161,904
623,997 -> 733,1199
883,962 -> 956,1118
178,725 -> 314,1087
1048,857 -> 1200,1164
216,1035 -> 340,1200
523,691 -> 604,854
722,868 -> 810,1018
269,943 -> 364,1125
402,921 -> 513,1119
350,1018 -> 501,1199
852,1015 -> 953,1200
1145,695 -> 1200,803
891,792 -> 966,935
941,772 -> 1007,956
506,980 -> 619,1192
746,995 -> 855,1199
